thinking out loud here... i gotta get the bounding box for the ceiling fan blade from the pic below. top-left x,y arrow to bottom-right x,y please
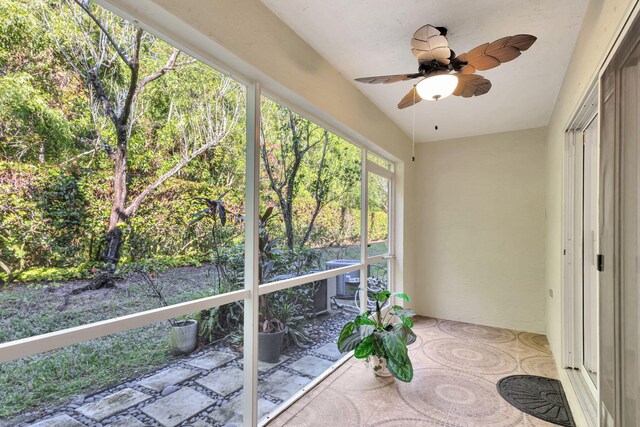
452,74 -> 492,98
355,73 -> 421,84
411,24 -> 451,65
397,86 -> 422,109
454,34 -> 536,73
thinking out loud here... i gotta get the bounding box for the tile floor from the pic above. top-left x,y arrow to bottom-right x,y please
266,316 -> 559,426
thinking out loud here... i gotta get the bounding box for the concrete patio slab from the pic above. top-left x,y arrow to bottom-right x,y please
108,415 -> 145,427
186,351 -> 236,370
258,355 -> 289,372
313,343 -> 344,361
196,366 -> 243,396
138,366 -> 199,391
76,388 -> 151,421
288,355 -> 334,377
28,414 -> 85,427
141,387 -> 214,427
208,395 -> 276,426
259,370 -> 310,401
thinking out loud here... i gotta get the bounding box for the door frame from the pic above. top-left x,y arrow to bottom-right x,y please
563,84 -> 599,372
562,83 -> 600,423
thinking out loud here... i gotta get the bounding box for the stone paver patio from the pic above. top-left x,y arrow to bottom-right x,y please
76,388 -> 151,421
196,366 -> 244,396
139,367 -> 199,392
16,311 -> 351,427
288,355 -> 334,378
208,395 -> 277,426
29,415 -> 85,427
259,371 -> 310,402
109,416 -> 146,427
186,351 -> 237,371
141,388 -> 214,427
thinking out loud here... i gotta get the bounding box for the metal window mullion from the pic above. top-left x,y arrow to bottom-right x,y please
360,150 -> 369,311
388,174 -> 396,297
0,289 -> 249,363
563,131 -> 577,368
243,82 -> 260,427
366,160 -> 394,180
258,263 -> 364,295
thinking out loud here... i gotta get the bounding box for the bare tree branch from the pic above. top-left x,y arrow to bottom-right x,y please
137,49 -> 181,92
87,68 -> 119,126
61,146 -> 101,165
260,127 -> 285,197
72,0 -> 130,66
119,27 -> 143,124
300,130 -> 330,247
125,138 -> 221,218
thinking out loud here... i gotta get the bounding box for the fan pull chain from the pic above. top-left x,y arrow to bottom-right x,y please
412,85 -> 416,162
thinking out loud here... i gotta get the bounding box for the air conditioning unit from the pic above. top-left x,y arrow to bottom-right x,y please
325,259 -> 360,298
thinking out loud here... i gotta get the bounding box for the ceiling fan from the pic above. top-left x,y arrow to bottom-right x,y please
354,25 -> 537,109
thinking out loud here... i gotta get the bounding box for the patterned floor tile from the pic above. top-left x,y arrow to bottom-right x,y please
266,318 -> 558,427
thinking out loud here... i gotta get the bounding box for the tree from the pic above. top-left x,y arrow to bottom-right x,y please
260,99 -> 360,251
47,1 -> 242,286
0,0 -> 86,163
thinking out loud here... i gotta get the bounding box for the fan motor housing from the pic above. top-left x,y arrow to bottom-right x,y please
418,61 -> 451,76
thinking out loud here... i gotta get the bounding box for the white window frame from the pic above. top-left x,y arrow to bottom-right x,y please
0,24 -> 398,427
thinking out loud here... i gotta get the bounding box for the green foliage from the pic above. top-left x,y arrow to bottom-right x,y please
337,291 -> 416,382
14,264 -> 93,284
260,97 -> 363,249
265,284 -> 314,347
0,0 -> 91,163
0,0 -> 388,287
0,74 -> 76,162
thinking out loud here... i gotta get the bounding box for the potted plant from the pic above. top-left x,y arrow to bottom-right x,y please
255,207 -> 288,362
337,290 -> 416,382
168,316 -> 199,355
135,268 -> 199,355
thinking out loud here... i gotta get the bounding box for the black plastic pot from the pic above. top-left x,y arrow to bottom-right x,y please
258,328 -> 287,363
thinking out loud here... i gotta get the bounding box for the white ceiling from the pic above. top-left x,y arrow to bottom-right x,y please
260,0 -> 589,142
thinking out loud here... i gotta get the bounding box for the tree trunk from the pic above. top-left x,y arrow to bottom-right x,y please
87,131 -> 128,290
38,142 -> 45,163
282,204 -> 295,250
101,132 -> 129,264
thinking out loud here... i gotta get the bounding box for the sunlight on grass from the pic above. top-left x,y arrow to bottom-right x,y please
0,324 -> 170,418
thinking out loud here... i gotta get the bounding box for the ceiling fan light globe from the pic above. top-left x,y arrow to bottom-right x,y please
416,74 -> 458,101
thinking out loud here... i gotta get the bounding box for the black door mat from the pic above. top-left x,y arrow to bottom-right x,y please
497,375 -> 575,426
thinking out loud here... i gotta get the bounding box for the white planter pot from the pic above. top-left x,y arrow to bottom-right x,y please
170,319 -> 198,355
368,355 -> 392,377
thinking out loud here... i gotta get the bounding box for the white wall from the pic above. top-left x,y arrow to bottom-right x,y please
413,128 -> 547,333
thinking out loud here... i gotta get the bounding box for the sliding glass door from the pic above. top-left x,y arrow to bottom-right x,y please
582,116 -> 598,391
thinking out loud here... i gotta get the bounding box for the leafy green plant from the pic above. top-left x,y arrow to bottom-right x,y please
190,194 -> 231,287
195,300 -> 244,345
262,286 -> 312,347
337,290 -> 416,382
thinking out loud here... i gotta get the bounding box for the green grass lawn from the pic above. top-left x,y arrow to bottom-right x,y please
0,324 -> 170,418
0,268 -> 216,418
0,242 -> 390,419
